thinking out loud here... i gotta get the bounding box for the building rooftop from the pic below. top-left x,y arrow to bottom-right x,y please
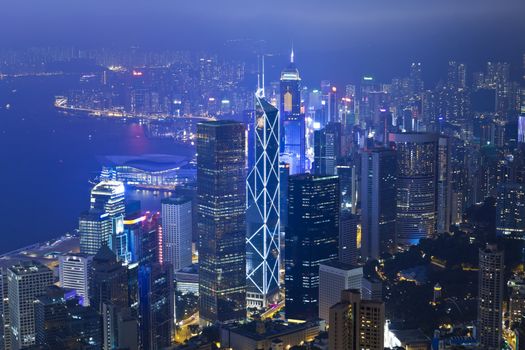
225,320 -> 319,341
161,195 -> 192,205
8,260 -> 52,275
391,329 -> 431,345
102,154 -> 190,173
320,260 -> 359,271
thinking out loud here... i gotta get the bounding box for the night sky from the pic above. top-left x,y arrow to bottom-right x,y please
2,0 -> 525,85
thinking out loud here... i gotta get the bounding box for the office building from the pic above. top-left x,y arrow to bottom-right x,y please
124,212 -> 160,265
318,262 -> 363,321
197,121 -> 247,324
390,133 -> 438,245
280,162 -> 290,232
519,116 -> 525,143
59,254 -> 93,306
246,94 -> 280,309
496,183 -> 525,239
280,49 -> 305,175
90,245 -> 129,314
102,304 -> 138,350
33,287 -> 103,349
161,195 -> 193,271
508,274 -> 525,325
175,264 -> 199,296
328,289 -> 385,350
1,271 -> 9,350
362,277 -> 383,301
138,263 -> 173,350
220,319 -> 320,350
90,180 -> 126,218
339,211 -> 358,266
34,286 -> 71,348
478,244 -> 504,350
437,136 -> 452,234
87,180 -> 126,257
360,148 -> 397,258
313,122 -> 342,175
7,261 -> 53,350
79,211 -> 113,255
336,163 -> 358,213
285,174 -> 339,320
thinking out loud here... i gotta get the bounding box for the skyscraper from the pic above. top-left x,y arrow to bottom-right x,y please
478,244 -> 504,350
318,263 -> 363,321
161,195 -> 192,271
1,270 -> 9,350
59,254 -> 93,306
360,148 -> 397,259
7,261 -> 53,350
280,49 -> 305,175
390,133 -> 438,245
246,93 -> 280,309
138,263 -> 173,350
34,286 -> 70,348
80,180 -> 126,256
197,120 -> 246,324
437,136 -> 452,234
328,289 -> 385,350
336,163 -> 358,213
313,122 -> 342,176
285,174 -> 339,321
79,211 -> 113,255
339,211 -> 358,266
90,180 -> 125,218
90,245 -> 129,314
496,182 -> 525,239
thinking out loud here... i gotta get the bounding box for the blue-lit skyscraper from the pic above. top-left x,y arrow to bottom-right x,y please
280,49 -> 305,175
80,180 -> 126,256
246,92 -> 280,309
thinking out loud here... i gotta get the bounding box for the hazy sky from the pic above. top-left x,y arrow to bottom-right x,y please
2,0 -> 524,84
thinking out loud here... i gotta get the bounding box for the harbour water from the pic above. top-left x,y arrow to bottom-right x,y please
0,75 -> 194,253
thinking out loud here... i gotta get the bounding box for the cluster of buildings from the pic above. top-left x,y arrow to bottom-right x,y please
1,48 -> 525,350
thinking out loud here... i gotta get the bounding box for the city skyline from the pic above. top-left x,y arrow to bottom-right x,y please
1,2 -> 525,349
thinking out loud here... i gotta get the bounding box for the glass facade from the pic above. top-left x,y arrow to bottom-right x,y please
360,148 -> 397,259
79,211 -> 113,256
196,121 -> 246,324
280,57 -> 305,175
246,96 -> 280,308
391,133 -> 438,246
285,174 -> 340,320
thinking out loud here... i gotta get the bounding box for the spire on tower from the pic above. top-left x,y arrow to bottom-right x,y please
290,45 -> 294,64
256,54 -> 265,98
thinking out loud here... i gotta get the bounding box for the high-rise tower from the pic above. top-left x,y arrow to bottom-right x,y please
478,244 -> 504,349
280,49 -> 305,175
285,174 -> 339,320
161,195 -> 192,271
197,121 -> 247,324
246,92 -> 280,309
328,289 -> 385,350
7,261 -> 53,350
360,148 -> 397,259
390,133 -> 438,246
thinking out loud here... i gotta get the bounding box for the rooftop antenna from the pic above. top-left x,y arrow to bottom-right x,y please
262,54 -> 265,97
291,43 -> 294,64
256,54 -> 265,98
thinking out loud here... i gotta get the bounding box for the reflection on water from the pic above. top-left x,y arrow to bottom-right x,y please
127,188 -> 174,213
